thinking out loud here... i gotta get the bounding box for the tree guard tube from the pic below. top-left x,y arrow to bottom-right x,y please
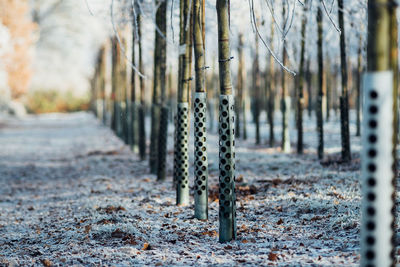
194,92 -> 208,220
176,102 -> 189,205
218,94 -> 237,243
361,71 -> 395,266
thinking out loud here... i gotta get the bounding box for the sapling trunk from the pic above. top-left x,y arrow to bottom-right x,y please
281,3 -> 291,153
306,59 -> 312,118
338,0 -> 351,162
267,24 -> 275,147
296,0 -> 308,154
130,6 -> 139,151
356,35 -> 363,137
150,0 -> 167,174
253,32 -> 261,145
156,0 -> 168,181
236,33 -> 245,139
137,5 -> 146,160
99,45 -> 107,125
175,0 -> 192,205
111,36 -> 119,134
317,5 -> 324,160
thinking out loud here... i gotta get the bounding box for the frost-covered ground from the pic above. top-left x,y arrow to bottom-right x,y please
0,111 -> 399,266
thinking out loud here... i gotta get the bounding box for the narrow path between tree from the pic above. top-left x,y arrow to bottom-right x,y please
0,112 -> 367,265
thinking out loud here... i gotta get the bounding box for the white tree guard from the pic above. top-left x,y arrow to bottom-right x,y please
361,71 -> 395,267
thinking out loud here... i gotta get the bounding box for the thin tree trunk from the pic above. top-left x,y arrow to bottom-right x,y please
297,0 -> 308,154
236,33 -> 244,139
156,0 -> 168,181
267,24 -> 275,147
356,34 -> 363,137
99,44 -> 107,125
175,0 -> 192,205
149,0 -> 166,173
216,0 -> 236,243
137,3 -> 146,161
338,0 -> 351,162
281,3 -> 291,153
317,5 -> 324,160
111,36 -> 120,134
193,0 -> 208,220
326,55 -> 332,121
253,33 -> 261,145
306,59 -> 312,118
130,7 -> 139,151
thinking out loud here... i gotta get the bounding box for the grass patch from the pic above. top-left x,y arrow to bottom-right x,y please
25,90 -> 90,114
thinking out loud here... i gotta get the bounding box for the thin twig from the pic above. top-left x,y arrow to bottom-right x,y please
321,0 -> 341,34
250,0 -> 296,76
84,0 -> 94,16
111,0 -> 146,78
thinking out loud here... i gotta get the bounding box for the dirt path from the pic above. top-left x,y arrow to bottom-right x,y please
0,112 -> 396,265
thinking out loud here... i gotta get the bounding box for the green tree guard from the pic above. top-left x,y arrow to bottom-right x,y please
176,103 -> 189,205
218,95 -> 236,242
194,93 -> 208,219
216,0 -> 236,243
157,106 -> 169,181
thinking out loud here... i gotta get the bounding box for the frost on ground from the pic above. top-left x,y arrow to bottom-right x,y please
0,111 -> 399,266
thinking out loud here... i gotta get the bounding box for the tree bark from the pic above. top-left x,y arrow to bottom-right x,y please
267,24 -> 275,147
356,34 -> 363,137
317,5 -> 324,160
338,0 -> 351,162
236,33 -> 245,139
156,0 -> 168,181
252,32 -> 261,145
281,3 -> 291,153
296,0 -> 308,154
137,3 -> 146,161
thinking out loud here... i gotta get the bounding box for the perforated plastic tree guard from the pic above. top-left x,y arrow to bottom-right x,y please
218,94 -> 237,242
361,71 -> 395,267
176,102 -> 189,205
194,92 -> 208,219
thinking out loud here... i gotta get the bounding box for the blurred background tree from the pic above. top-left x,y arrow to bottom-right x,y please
0,0 -> 35,99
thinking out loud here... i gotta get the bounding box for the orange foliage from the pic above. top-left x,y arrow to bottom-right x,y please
0,0 -> 35,99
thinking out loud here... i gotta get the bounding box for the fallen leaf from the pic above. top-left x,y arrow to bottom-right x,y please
142,243 -> 151,250
268,252 -> 278,261
40,259 -> 52,267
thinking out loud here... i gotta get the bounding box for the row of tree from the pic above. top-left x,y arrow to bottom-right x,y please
90,1 -> 398,264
